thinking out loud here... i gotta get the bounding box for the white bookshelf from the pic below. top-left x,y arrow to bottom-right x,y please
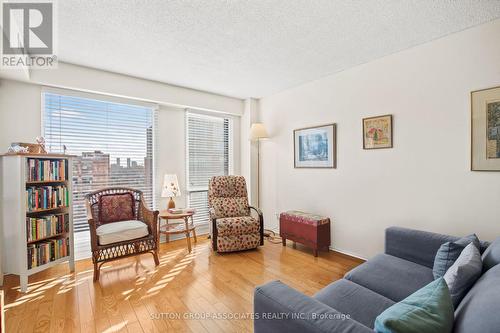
0,154 -> 75,292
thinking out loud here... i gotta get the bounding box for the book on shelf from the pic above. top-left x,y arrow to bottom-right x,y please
26,185 -> 69,212
167,207 -> 196,214
26,213 -> 69,242
27,237 -> 69,269
26,158 -> 67,182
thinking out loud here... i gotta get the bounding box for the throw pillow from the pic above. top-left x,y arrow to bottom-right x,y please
99,193 -> 135,223
433,234 -> 480,279
481,237 -> 500,272
455,234 -> 481,250
374,278 -> 454,333
443,243 -> 482,308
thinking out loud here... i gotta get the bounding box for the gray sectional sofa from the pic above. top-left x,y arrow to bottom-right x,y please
254,226 -> 500,332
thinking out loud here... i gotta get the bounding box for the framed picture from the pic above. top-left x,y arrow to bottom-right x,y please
471,85 -> 500,171
294,123 -> 336,168
363,115 -> 393,149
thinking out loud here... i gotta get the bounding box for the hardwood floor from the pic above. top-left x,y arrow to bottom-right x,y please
1,236 -> 363,333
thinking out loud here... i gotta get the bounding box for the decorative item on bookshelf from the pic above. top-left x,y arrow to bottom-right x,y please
7,137 -> 47,155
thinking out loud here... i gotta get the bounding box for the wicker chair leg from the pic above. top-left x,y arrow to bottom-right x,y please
153,251 -> 160,266
93,262 -> 100,282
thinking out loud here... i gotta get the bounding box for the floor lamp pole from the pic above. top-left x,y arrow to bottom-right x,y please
257,139 -> 260,208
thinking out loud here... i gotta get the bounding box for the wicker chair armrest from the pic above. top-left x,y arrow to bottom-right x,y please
85,200 -> 100,250
139,199 -> 159,236
87,218 -> 99,249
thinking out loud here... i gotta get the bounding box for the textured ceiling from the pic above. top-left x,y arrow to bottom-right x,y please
58,1 -> 500,99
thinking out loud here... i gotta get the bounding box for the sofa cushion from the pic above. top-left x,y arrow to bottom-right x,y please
345,254 -> 434,302
98,193 -> 135,223
216,216 -> 260,236
454,264 -> 500,333
314,279 -> 395,328
96,220 -> 148,245
443,243 -> 482,308
374,278 -> 454,333
481,237 -> 500,272
433,234 -> 481,278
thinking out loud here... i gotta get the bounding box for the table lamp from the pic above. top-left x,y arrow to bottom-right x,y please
162,174 -> 181,209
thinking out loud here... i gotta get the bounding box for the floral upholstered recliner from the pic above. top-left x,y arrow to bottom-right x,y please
208,176 -> 264,252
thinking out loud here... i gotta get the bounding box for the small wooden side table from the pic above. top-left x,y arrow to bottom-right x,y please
159,210 -> 197,252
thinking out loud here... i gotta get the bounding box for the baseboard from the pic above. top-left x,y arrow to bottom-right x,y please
329,246 -> 367,261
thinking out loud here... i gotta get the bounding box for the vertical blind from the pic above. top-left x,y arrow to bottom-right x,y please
43,91 -> 157,232
186,112 -> 231,225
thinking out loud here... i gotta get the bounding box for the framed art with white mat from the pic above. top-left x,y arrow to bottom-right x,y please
471,86 -> 500,171
294,123 -> 336,168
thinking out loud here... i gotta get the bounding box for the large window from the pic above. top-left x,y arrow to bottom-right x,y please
43,90 -> 157,232
186,112 -> 232,225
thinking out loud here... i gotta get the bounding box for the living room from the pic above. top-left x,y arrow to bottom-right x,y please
0,1 -> 500,332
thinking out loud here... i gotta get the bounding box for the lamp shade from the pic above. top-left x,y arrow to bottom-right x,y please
249,123 -> 269,141
161,174 -> 181,197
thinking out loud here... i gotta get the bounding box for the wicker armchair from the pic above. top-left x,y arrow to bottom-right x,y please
85,187 -> 159,281
208,176 -> 264,252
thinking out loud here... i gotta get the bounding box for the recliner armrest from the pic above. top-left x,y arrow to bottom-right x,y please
254,280 -> 373,333
249,206 -> 263,216
385,227 -> 458,268
249,206 -> 265,245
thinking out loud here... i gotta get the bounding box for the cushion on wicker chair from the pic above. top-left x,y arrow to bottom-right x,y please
99,193 -> 135,223
96,220 -> 148,245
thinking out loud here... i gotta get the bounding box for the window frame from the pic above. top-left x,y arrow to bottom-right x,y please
185,110 -> 234,225
41,87 -> 159,232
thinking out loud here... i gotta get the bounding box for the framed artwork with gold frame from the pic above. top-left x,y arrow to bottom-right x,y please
363,115 -> 393,149
471,86 -> 500,171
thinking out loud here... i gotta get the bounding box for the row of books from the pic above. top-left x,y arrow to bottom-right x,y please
26,158 -> 68,182
26,186 -> 69,212
27,237 -> 69,269
26,213 -> 69,242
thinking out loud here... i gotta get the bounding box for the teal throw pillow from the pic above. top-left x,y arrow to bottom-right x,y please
374,278 -> 454,333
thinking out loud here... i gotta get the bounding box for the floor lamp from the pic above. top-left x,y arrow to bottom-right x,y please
249,123 -> 268,208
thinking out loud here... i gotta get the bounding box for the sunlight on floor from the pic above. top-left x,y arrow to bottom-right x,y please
3,242 -> 204,315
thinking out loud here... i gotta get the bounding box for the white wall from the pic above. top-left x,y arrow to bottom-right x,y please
0,80 -> 41,149
259,19 -> 500,259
